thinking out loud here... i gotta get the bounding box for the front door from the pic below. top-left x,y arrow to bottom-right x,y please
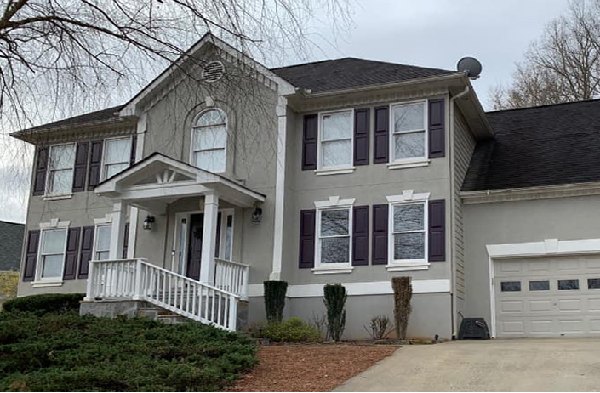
186,213 -> 203,280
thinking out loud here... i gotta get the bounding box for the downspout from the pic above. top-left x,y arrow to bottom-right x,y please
449,85 -> 470,339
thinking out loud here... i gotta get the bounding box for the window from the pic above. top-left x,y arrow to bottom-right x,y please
103,137 -> 132,180
319,110 -> 353,169
94,225 -> 111,260
216,210 -> 234,261
391,202 -> 426,262
47,144 -> 76,195
223,214 -> 233,261
39,229 -> 67,280
588,278 -> 600,289
529,280 -> 550,291
558,279 -> 579,290
500,281 -> 521,292
391,101 -> 427,161
192,109 -> 227,173
317,208 -> 351,265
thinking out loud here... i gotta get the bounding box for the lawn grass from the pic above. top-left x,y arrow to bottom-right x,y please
0,311 -> 257,391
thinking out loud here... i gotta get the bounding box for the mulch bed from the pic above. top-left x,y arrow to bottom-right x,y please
230,345 -> 398,392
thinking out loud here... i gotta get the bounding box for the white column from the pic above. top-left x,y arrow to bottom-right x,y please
109,201 -> 128,260
199,191 -> 219,285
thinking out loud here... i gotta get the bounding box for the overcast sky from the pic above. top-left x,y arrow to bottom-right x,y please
0,0 -> 572,224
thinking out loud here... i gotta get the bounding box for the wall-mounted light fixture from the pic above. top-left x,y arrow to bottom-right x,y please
143,215 -> 155,231
252,207 -> 262,224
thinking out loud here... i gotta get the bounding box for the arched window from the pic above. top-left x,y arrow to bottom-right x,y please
191,109 -> 227,173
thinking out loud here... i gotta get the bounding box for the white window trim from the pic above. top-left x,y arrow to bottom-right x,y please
312,196 -> 355,275
101,136 -> 133,181
44,142 -> 76,199
387,190 -> 430,271
316,108 -> 355,175
189,108 -> 227,174
93,224 -> 112,261
33,226 -> 70,287
389,99 -> 428,166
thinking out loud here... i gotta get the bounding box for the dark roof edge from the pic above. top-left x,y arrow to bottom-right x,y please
486,98 -> 600,115
0,220 -> 25,226
270,57 -> 454,73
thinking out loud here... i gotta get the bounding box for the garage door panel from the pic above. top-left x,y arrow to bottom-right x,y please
587,298 -> 600,311
529,299 -> 553,312
558,299 -> 582,312
499,300 -> 524,313
530,320 -> 554,333
500,321 -> 525,334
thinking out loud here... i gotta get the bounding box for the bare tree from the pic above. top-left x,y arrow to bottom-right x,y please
490,0 -> 600,110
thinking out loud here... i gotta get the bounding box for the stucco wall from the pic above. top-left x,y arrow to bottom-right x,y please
463,194 -> 600,326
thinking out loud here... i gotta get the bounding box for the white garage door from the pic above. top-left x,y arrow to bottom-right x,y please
494,255 -> 600,338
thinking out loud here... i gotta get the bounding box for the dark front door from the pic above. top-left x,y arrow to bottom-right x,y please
186,213 -> 203,280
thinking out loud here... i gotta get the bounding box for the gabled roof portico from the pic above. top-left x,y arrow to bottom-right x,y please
93,152 -> 265,285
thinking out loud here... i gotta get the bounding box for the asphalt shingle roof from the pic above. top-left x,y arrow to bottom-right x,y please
463,99 -> 600,191
0,221 -> 24,271
270,57 -> 456,93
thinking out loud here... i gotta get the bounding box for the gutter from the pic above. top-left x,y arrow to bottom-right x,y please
461,181 -> 600,204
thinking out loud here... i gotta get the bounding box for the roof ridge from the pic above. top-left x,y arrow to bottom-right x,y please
270,57 -> 454,73
486,98 -> 600,115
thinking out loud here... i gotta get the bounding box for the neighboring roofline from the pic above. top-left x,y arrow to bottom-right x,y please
10,116 -> 134,140
0,220 -> 25,226
271,56 -> 453,74
461,181 -> 600,204
485,97 -> 600,115
120,33 -> 295,117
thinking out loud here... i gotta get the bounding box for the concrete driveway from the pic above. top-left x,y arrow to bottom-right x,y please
335,338 -> 600,392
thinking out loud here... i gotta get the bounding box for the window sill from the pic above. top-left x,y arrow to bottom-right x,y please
314,167 -> 355,176
387,159 -> 431,170
43,193 -> 73,201
386,262 -> 431,272
311,266 -> 354,275
32,280 -> 64,288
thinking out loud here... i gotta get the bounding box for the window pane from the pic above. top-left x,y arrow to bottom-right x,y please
529,280 -> 550,291
42,230 -> 67,254
42,254 -> 63,278
194,126 -> 227,150
322,111 -> 352,141
394,232 -> 425,260
96,226 -> 111,251
96,251 -> 110,261
322,140 -> 351,167
394,131 -> 425,160
195,149 -> 226,172
558,279 -> 580,290
393,204 -> 424,232
321,237 -> 350,264
196,109 -> 226,127
49,170 -> 73,194
393,102 -> 425,132
50,145 -> 75,170
105,163 -> 129,179
321,209 -> 349,236
224,215 -> 233,261
588,278 -> 600,289
501,281 -> 521,292
105,139 -> 131,165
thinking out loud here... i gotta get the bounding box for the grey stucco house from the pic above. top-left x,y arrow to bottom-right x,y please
11,34 -> 600,339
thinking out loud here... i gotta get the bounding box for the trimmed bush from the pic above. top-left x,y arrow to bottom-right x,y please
0,312 -> 257,391
257,318 -> 320,343
323,284 -> 347,342
2,293 -> 84,316
392,276 -> 413,340
263,280 -> 288,323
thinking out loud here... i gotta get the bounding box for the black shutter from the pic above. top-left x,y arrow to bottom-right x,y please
63,227 -> 81,280
354,109 -> 370,166
72,142 -> 89,192
428,199 -> 446,262
122,223 -> 130,259
352,205 -> 369,266
32,147 -> 49,196
428,99 -> 445,158
78,226 -> 95,278
302,114 -> 318,170
23,230 -> 40,281
88,140 -> 103,190
299,209 -> 316,268
373,106 -> 389,164
372,204 -> 389,265
130,134 -> 137,167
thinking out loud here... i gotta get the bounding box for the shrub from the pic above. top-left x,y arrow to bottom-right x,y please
392,276 -> 413,340
2,293 -> 84,315
263,280 -> 288,323
364,315 -> 394,340
323,284 -> 347,342
0,312 -> 257,391
260,318 -> 321,343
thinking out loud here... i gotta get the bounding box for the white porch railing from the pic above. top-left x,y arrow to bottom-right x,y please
85,258 -> 240,331
214,259 -> 249,300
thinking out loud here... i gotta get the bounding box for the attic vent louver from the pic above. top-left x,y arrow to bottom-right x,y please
202,61 -> 224,83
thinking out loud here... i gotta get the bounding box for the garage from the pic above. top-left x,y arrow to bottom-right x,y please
493,254 -> 600,338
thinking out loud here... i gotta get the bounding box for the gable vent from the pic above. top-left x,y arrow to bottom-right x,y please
202,61 -> 225,83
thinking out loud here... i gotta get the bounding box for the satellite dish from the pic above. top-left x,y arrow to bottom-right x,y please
457,57 -> 482,79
